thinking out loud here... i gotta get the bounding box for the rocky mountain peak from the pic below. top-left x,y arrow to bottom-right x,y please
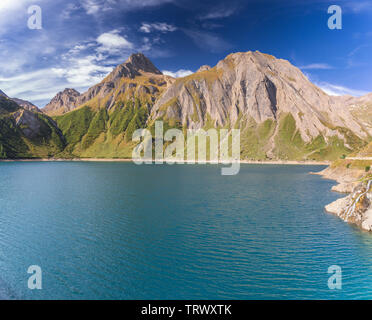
43,88 -> 81,116
0,89 -> 8,98
127,53 -> 162,75
151,49 -> 370,158
197,65 -> 211,73
109,53 -> 162,81
61,88 -> 80,96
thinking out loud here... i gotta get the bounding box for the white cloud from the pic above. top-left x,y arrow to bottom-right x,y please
81,0 -> 114,15
299,63 -> 333,70
162,69 -> 193,78
81,0 -> 174,16
96,30 -> 133,54
316,82 -> 369,97
0,48 -> 115,107
0,1 -> 178,107
139,22 -> 177,33
0,68 -> 74,105
55,55 -> 113,85
61,3 -> 80,19
198,5 -> 237,20
0,0 -> 35,12
183,29 -> 231,53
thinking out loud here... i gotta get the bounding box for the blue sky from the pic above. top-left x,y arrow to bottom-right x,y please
0,0 -> 371,107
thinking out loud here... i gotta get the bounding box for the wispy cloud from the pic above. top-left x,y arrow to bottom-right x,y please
139,22 -> 177,33
0,21 -> 172,107
198,4 -> 238,20
162,69 -> 193,78
343,0 -> 372,13
183,29 -> 232,53
299,63 -> 333,70
316,81 -> 368,97
80,0 -> 175,15
60,3 -> 81,19
0,68 -> 85,104
0,0 -> 46,34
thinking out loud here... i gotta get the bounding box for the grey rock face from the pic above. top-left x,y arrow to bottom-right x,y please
109,53 -> 162,81
197,65 -> 211,72
41,50 -> 372,154
151,51 -> 371,144
12,109 -> 42,138
43,88 -> 81,115
11,98 -> 40,113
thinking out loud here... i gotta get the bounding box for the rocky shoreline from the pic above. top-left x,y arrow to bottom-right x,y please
313,166 -> 372,231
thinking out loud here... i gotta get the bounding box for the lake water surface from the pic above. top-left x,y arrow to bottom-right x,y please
1,162 -> 372,299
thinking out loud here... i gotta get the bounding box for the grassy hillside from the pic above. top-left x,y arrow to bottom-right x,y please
0,97 -> 65,159
52,104 -> 368,161
54,99 -> 149,158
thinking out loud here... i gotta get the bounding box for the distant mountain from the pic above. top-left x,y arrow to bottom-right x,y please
0,89 -> 41,112
335,93 -> 372,136
11,98 -> 41,113
3,51 -> 372,160
43,88 -> 81,116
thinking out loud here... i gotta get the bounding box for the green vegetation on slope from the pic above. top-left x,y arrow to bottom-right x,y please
1,95 -> 369,161
0,97 -> 65,159
0,115 -> 29,158
273,113 -> 353,161
240,118 -> 275,160
54,99 -> 150,158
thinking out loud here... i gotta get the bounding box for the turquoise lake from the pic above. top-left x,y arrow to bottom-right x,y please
1,162 -> 372,299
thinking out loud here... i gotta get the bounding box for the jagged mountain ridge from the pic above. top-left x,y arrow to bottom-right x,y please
152,51 -> 368,138
43,88 -> 81,116
44,53 -> 172,116
8,51 -> 372,159
0,90 -> 40,112
149,51 -> 371,159
11,98 -> 41,113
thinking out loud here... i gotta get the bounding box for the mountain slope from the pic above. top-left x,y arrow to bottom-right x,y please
11,98 -> 41,113
44,53 -> 172,116
43,88 -> 81,116
4,51 -> 372,160
150,51 -> 370,160
0,96 -> 65,158
0,89 -> 41,113
51,53 -> 172,158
